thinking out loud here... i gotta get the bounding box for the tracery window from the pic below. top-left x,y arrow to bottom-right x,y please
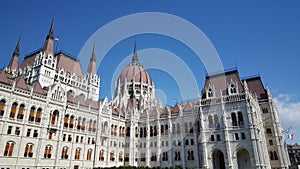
61,146 -> 69,159
0,99 -> 6,117
24,143 -> 33,158
75,148 -> 81,160
99,150 -> 104,161
4,141 -> 14,156
44,145 -> 52,158
10,102 -> 18,118
17,104 -> 25,120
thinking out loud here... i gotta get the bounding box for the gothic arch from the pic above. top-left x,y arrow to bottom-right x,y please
212,149 -> 225,169
237,148 -> 251,169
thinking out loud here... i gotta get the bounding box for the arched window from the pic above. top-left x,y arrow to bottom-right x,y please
82,118 -> 86,131
187,150 -> 194,160
93,120 -> 96,132
274,151 -> 278,160
111,124 -> 114,135
231,113 -> 237,126
110,151 -> 115,161
44,145 -> 52,158
4,141 -> 14,156
17,104 -> 25,120
10,102 -> 18,118
126,127 -> 130,137
207,88 -> 214,98
177,123 -> 181,134
74,148 -> 81,160
135,127 -> 138,137
229,83 -> 237,94
64,114 -> 69,128
69,115 -> 74,128
61,146 -> 69,159
270,151 -> 274,160
143,127 -> 146,138
87,149 -> 93,160
154,126 -> 157,136
77,117 -> 81,130
119,152 -> 123,161
88,119 -> 93,132
0,99 -> 6,116
150,126 -> 153,137
214,115 -> 220,128
114,125 -> 117,136
189,122 -> 193,133
24,143 -> 33,158
99,150 -> 104,161
28,106 -> 35,122
184,122 -> 188,133
35,108 -> 42,123
208,115 -> 213,128
51,110 -> 59,125
238,112 -> 244,126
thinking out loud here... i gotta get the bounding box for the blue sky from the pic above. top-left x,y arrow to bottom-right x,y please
0,1 -> 299,143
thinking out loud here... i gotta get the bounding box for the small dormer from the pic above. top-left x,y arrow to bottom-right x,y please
228,80 -> 238,95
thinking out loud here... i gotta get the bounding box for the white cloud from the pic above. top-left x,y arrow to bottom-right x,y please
274,94 -> 300,144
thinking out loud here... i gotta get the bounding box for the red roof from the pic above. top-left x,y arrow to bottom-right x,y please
32,81 -> 47,95
56,52 -> 83,77
245,76 -> 267,100
0,71 -> 13,85
16,77 -> 29,90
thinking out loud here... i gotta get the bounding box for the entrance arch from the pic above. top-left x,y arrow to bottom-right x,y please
237,149 -> 251,169
212,150 -> 225,169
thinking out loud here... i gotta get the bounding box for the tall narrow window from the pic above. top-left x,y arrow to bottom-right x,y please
88,119 -> 93,132
99,150 -> 104,161
82,118 -> 86,131
231,113 -> 237,126
51,110 -> 59,125
17,104 -> 25,120
24,143 -> 33,158
29,106 -> 35,122
126,127 -> 130,137
77,117 -> 81,130
35,108 -> 42,123
189,122 -> 193,133
69,115 -> 74,128
214,115 -> 220,128
118,152 -> 123,161
93,120 -> 96,132
4,141 -> 14,156
74,148 -> 81,160
238,112 -> 244,126
154,126 -> 157,136
0,99 -> 6,117
61,147 -> 69,159
44,145 -> 52,158
110,152 -> 115,161
64,114 -> 69,128
208,115 -> 213,128
10,102 -> 18,118
229,83 -> 237,94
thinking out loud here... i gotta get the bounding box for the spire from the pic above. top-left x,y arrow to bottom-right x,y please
87,43 -> 97,75
47,18 -> 54,40
132,41 -> 138,65
43,18 -> 55,55
8,36 -> 21,71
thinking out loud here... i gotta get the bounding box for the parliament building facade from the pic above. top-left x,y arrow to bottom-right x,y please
0,20 -> 290,169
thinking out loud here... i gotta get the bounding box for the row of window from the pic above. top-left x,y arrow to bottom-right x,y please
208,112 -> 244,129
7,126 -> 39,138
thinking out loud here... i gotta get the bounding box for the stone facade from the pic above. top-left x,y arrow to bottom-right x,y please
0,20 -> 290,169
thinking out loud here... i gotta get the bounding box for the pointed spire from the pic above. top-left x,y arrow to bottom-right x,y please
43,18 -> 55,55
8,36 -> 21,71
87,43 -> 97,75
132,40 -> 138,65
47,18 -> 54,40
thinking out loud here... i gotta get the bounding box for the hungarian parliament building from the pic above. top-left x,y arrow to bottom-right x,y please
0,20 -> 290,169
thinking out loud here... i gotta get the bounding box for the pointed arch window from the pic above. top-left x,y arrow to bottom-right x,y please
64,114 -> 69,128
69,115 -> 74,128
10,102 -> 18,118
81,118 -> 86,131
92,120 -> 96,132
74,148 -> 81,160
35,108 -> 42,123
231,113 -> 237,126
99,150 -> 104,161
118,152 -> 123,161
208,115 -> 213,128
28,106 -> 35,122
24,143 -> 33,158
110,151 -> 115,161
51,110 -> 59,125
238,112 -> 244,126
207,86 -> 215,98
228,82 -> 238,95
4,141 -> 14,156
0,99 -> 6,117
44,145 -> 52,158
214,115 -> 220,128
17,104 -> 25,120
61,146 -> 69,159
77,117 -> 82,130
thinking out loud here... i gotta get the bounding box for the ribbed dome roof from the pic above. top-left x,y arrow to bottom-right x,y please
118,43 -> 152,85
118,64 -> 152,85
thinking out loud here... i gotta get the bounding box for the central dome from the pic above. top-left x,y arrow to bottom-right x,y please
118,44 -> 152,86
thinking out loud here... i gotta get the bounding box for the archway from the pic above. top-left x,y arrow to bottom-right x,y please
212,150 -> 225,169
237,149 -> 251,169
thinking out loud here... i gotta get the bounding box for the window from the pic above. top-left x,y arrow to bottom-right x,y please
162,152 -> 168,161
26,129 -> 31,137
187,150 -> 194,160
89,119 -> 93,132
0,99 -> 6,116
274,151 -> 278,160
74,148 -> 80,160
125,153 -> 129,162
68,135 -> 72,142
210,135 -> 215,141
64,114 -> 69,128
63,134 -> 66,141
118,152 -> 123,161
24,143 -> 33,158
61,147 -> 69,159
141,153 -> 146,161
175,151 -> 181,161
110,152 -> 115,161
7,126 -> 12,134
51,110 -> 59,125
216,134 -> 221,141
10,102 -> 18,118
17,104 -> 25,120
231,113 -> 237,126
29,107 -> 35,122
266,128 -> 272,135
238,112 -> 244,126
4,141 -> 14,156
241,133 -> 246,140
44,145 -> 52,158
33,130 -> 38,137
177,123 -> 181,134
269,139 -> 273,145
214,115 -> 220,128
35,108 -> 42,123
207,87 -> 214,98
77,118 -> 81,130
184,122 -> 188,133
80,136 -> 84,143
126,127 -> 130,137
76,136 -> 79,143
92,120 -> 96,132
185,139 -> 189,145
99,150 -> 104,161
15,127 -> 20,136
235,133 -> 239,140
151,153 -> 157,161
190,139 -> 194,145
189,122 -> 193,133
208,115 -> 213,128
229,83 -> 237,94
